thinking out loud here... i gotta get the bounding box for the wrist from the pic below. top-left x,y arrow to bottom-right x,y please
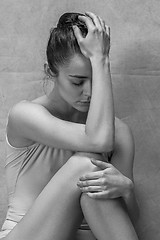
90,55 -> 110,71
90,54 -> 106,65
123,178 -> 134,201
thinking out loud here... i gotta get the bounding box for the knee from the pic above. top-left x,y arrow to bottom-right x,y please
66,153 -> 101,177
75,152 -> 104,161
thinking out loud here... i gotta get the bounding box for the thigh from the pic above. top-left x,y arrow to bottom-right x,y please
75,229 -> 96,240
81,195 -> 138,240
6,154 -> 99,240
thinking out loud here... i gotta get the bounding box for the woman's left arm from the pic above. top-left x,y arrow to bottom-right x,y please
109,118 -> 140,225
77,118 -> 140,226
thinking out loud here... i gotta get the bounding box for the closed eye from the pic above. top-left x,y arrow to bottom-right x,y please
69,74 -> 88,87
72,81 -> 83,86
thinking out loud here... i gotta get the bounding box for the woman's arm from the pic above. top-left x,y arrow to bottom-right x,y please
110,119 -> 140,225
75,12 -> 115,151
77,118 -> 140,225
8,12 -> 114,153
86,57 -> 114,151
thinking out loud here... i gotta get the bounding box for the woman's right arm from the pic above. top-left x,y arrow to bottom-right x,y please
74,12 -> 115,151
8,12 -> 114,153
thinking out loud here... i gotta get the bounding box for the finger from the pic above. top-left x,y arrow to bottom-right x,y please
79,185 -> 105,193
85,12 -> 102,30
72,25 -> 84,42
105,25 -> 110,38
91,159 -> 111,170
78,15 -> 95,31
77,179 -> 102,187
97,16 -> 105,31
79,170 -> 104,181
86,190 -> 110,199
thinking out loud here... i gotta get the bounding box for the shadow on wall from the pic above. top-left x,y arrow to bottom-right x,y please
113,40 -> 160,240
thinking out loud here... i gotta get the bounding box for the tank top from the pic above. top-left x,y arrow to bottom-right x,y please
0,108 -> 112,239
1,134 -> 76,233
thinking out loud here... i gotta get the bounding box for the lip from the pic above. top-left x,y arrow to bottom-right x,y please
78,101 -> 90,105
79,99 -> 91,102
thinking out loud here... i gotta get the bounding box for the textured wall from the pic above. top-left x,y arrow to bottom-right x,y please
0,1 -> 160,239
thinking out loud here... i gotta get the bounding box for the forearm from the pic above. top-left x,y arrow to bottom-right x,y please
86,57 -> 115,152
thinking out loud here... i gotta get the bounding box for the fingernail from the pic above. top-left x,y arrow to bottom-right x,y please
91,158 -> 96,162
86,193 -> 91,197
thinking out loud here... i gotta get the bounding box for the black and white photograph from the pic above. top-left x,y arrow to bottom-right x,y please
0,1 -> 160,239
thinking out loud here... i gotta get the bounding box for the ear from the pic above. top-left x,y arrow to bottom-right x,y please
44,62 -> 56,79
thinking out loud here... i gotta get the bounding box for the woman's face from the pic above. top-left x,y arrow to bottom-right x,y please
55,54 -> 92,112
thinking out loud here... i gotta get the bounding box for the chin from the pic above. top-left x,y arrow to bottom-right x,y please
74,105 -> 89,113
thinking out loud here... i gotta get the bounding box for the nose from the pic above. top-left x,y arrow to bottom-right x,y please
83,80 -> 91,99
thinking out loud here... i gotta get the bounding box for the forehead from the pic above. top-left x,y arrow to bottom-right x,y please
60,54 -> 92,77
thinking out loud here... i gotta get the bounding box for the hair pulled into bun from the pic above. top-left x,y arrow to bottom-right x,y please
56,12 -> 87,34
46,12 -> 88,76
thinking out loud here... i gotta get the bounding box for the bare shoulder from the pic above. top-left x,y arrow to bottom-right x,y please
115,117 -> 134,144
110,118 -> 135,179
113,117 -> 135,163
8,100 -> 47,127
7,100 -> 48,147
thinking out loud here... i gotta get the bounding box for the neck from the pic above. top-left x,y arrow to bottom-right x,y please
48,87 -> 73,115
47,86 -> 87,123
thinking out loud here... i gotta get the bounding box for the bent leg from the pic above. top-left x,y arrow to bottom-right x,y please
80,194 -> 139,240
5,155 -> 100,240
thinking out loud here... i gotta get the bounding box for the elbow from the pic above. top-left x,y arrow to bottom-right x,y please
92,131 -> 114,153
99,138 -> 114,153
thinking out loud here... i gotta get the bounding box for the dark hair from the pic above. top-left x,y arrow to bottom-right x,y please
46,12 -> 88,76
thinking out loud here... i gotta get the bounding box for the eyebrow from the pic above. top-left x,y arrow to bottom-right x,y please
69,75 -> 88,79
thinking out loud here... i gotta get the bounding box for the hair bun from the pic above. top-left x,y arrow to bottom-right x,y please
57,21 -> 70,29
57,12 -> 85,29
47,12 -> 88,75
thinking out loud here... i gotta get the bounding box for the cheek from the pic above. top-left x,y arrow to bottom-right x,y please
59,81 -> 81,100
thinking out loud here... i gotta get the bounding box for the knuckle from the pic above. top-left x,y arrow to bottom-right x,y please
82,176 -> 87,181
85,180 -> 89,186
102,172 -> 106,178
96,27 -> 103,34
91,27 -> 97,33
80,182 -> 85,187
105,191 -> 110,198
100,184 -> 105,190
78,38 -> 82,44
85,174 -> 90,179
101,178 -> 105,184
103,185 -> 107,190
105,24 -> 109,29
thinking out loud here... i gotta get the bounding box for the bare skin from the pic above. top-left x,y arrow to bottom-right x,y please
2,12 -> 139,240
5,121 -> 139,240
